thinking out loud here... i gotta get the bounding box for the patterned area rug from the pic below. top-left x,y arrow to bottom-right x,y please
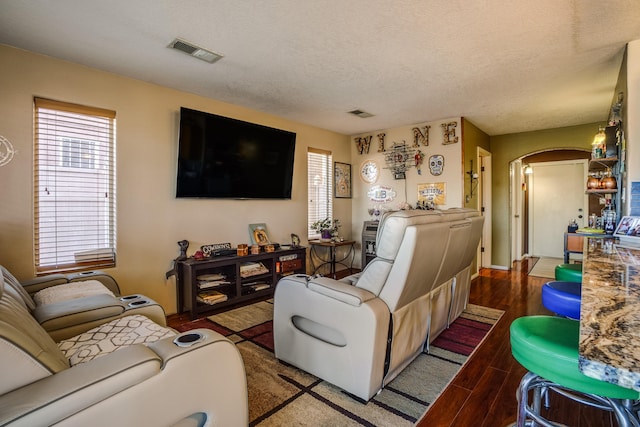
175,300 -> 503,426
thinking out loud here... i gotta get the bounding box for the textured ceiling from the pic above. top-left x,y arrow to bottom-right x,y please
1,1 -> 639,136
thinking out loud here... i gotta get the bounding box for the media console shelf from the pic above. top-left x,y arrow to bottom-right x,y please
177,247 -> 306,318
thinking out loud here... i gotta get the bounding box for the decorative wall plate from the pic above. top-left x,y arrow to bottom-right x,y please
367,185 -> 396,202
360,160 -> 379,183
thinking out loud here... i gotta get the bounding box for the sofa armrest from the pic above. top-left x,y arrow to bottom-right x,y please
0,329 -> 248,427
307,277 -> 376,306
20,274 -> 68,295
0,344 -> 161,426
31,294 -> 124,332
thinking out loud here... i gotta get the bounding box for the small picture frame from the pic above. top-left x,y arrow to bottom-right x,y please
291,233 -> 301,247
249,223 -> 271,246
334,162 -> 352,198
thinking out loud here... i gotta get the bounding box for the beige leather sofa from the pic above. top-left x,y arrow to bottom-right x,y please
274,208 -> 483,401
1,266 -> 167,340
0,267 -> 248,427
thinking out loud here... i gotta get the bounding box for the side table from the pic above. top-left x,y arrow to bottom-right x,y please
309,240 -> 356,279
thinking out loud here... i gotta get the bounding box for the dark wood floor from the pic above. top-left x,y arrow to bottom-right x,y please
416,258 -> 617,427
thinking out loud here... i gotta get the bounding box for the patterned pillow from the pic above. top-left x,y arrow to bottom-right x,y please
58,315 -> 176,366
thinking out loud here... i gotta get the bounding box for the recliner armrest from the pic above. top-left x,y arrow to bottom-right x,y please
32,294 -> 124,332
0,344 -> 161,426
20,274 -> 68,295
0,329 -> 248,427
307,277 -> 376,306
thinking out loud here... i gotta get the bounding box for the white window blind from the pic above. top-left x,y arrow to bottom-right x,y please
34,97 -> 116,274
307,148 -> 332,239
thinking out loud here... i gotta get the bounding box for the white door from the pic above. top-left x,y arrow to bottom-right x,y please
529,160 -> 588,258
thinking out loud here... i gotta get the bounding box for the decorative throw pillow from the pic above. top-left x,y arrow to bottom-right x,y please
58,315 -> 176,366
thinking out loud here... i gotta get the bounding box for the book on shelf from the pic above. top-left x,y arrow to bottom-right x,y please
240,262 -> 269,278
241,281 -> 270,290
196,272 -> 231,289
196,290 -> 228,305
196,273 -> 226,281
197,280 -> 231,289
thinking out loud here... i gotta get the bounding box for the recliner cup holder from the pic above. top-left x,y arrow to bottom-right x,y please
120,295 -> 141,301
128,299 -> 149,307
173,332 -> 204,347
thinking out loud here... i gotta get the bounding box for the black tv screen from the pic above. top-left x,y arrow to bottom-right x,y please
176,107 -> 296,199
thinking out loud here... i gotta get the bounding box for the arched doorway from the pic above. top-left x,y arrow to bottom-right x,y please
510,149 -> 590,263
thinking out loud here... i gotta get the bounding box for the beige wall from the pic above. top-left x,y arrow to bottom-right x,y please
350,119 -> 464,266
489,123 -> 598,267
0,45 -> 350,314
462,118 -> 491,210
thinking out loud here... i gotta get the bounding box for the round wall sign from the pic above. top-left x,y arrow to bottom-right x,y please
360,160 -> 379,183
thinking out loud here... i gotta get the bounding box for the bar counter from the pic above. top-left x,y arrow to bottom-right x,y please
579,236 -> 640,391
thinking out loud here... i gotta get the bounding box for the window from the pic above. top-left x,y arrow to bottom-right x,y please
307,148 -> 332,239
34,97 -> 116,274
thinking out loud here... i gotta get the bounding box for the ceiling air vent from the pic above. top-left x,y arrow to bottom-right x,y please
168,38 -> 223,64
348,109 -> 374,118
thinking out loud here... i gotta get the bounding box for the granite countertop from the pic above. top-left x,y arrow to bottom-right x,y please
579,236 -> 640,391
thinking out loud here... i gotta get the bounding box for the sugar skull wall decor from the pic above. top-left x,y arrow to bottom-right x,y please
429,154 -> 444,176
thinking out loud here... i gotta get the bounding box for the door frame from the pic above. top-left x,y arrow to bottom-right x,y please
510,160 -> 526,263
478,147 -> 492,268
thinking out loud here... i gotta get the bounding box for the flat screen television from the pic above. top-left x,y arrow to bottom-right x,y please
176,107 -> 296,199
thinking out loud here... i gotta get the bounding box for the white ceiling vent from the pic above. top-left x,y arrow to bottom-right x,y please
168,38 -> 223,64
348,109 -> 374,118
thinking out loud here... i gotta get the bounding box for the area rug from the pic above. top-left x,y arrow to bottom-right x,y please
528,256 -> 563,279
174,300 -> 503,426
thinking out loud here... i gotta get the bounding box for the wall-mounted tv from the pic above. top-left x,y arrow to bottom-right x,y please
176,107 -> 296,199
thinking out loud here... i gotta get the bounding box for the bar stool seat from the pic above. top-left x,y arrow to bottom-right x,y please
554,263 -> 582,283
541,281 -> 581,320
510,316 -> 640,426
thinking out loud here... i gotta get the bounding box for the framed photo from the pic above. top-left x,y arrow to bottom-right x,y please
334,162 -> 352,198
249,223 -> 271,246
417,182 -> 446,205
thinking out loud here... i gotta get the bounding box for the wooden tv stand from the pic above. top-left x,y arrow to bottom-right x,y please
177,247 -> 306,318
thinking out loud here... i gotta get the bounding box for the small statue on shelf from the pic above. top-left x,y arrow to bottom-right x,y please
166,239 -> 190,280
177,240 -> 189,260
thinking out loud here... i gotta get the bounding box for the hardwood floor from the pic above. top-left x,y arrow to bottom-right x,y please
416,258 -> 617,427
168,259 -> 619,426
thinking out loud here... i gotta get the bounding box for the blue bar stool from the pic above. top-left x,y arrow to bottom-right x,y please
554,263 -> 582,283
510,316 -> 640,426
541,281 -> 581,320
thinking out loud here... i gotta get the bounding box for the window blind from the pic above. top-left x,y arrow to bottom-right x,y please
34,97 -> 116,274
307,148 -> 333,239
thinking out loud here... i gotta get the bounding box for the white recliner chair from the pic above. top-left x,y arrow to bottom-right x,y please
273,208 -> 483,401
1,265 -> 167,340
0,268 -> 248,427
